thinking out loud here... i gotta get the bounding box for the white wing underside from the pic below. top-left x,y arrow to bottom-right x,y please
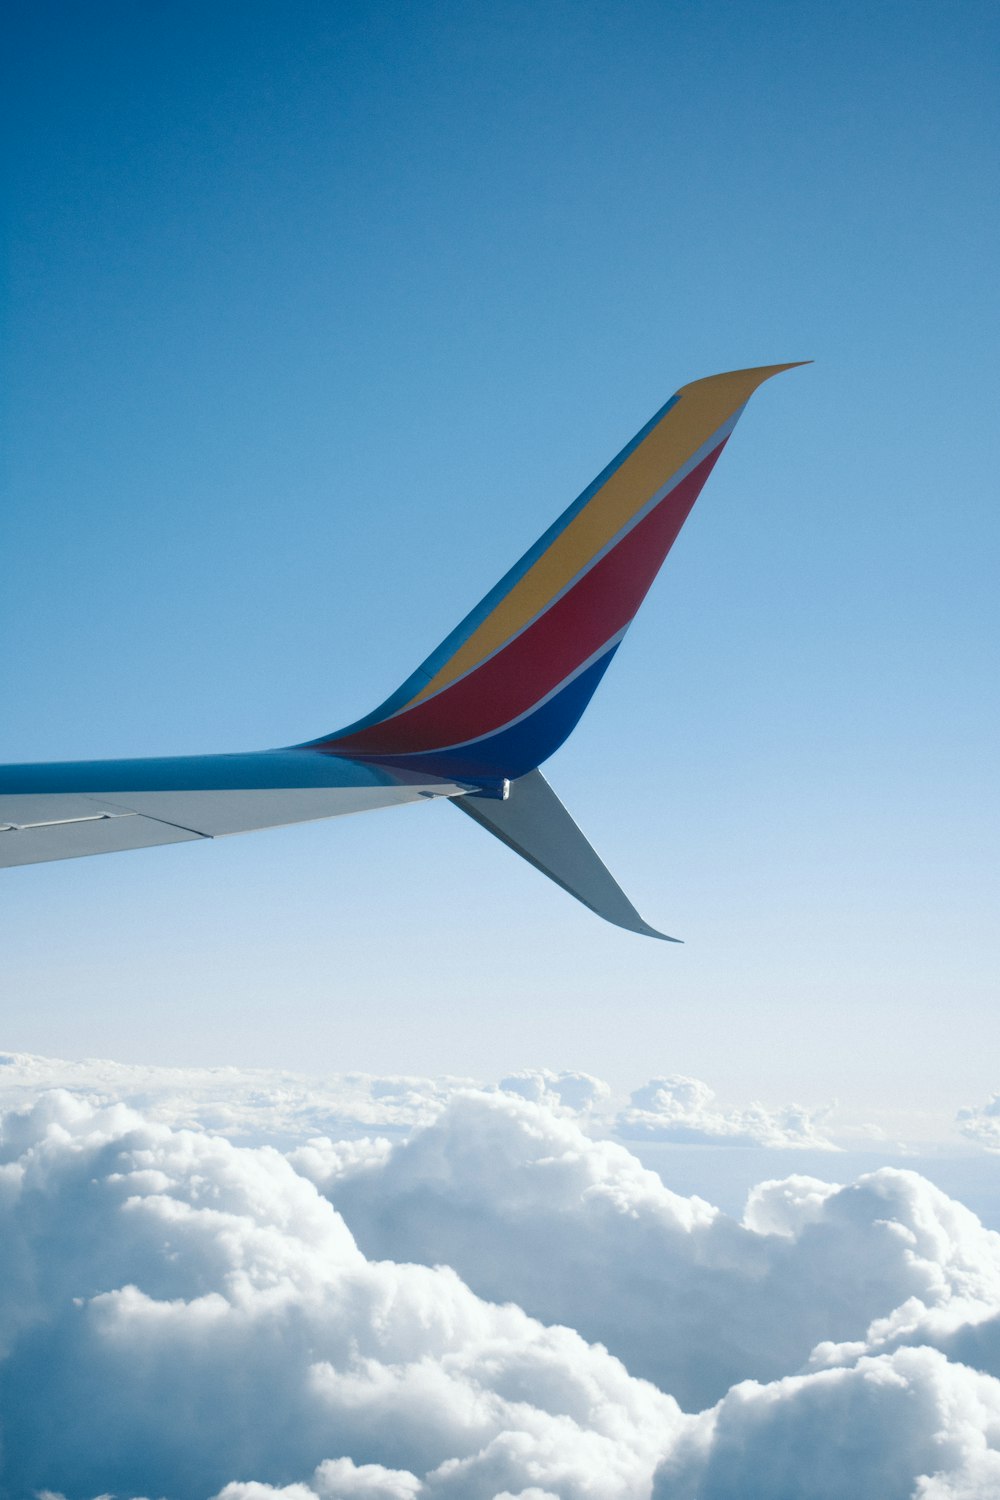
0,782 -> 465,868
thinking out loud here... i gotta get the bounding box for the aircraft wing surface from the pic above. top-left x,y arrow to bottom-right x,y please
0,751 -> 470,868
3,363 -> 806,933
455,769 -> 678,941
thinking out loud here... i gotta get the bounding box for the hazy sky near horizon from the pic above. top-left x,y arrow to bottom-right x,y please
3,0 -> 998,1132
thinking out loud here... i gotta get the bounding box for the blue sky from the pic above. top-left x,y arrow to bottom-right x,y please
3,0 -> 998,1133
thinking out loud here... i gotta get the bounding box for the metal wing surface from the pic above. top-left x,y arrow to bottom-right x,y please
0,752 -> 470,868
3,364 -> 806,936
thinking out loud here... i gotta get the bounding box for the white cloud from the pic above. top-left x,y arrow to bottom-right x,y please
6,1063 -> 1000,1498
742,1173 -> 843,1236
214,1458 -> 422,1498
958,1094 -> 1000,1152
498,1069 -> 611,1114
214,1487 -> 320,1500
614,1074 -> 837,1149
0,1089 -> 678,1500
652,1348 -> 1000,1500
0,1053 -> 850,1154
329,1090 -> 1000,1408
0,1050 -> 474,1146
310,1458 -> 422,1498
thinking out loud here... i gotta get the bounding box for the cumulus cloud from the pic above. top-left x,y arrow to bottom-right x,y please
214,1457 -> 423,1497
497,1068 -> 611,1114
741,1173 -> 842,1236
328,1090 -> 1000,1408
0,1089 -> 678,1500
957,1094 -> 1000,1152
6,1065 -> 1000,1498
614,1074 -> 837,1149
0,1050 -> 476,1145
652,1347 -> 1000,1500
0,1053 -> 854,1155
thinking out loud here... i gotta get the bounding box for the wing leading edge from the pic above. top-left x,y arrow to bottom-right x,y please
2,364 -> 806,932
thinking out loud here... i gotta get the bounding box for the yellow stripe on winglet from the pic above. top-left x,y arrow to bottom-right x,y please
410,363 -> 808,707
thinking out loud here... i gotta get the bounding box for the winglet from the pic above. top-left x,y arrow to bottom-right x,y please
307,362 -> 808,786
454,769 -> 680,941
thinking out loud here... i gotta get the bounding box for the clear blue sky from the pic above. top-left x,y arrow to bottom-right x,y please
2,0 -> 997,1135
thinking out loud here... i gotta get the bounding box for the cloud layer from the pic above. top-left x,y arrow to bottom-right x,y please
0,1053 -> 839,1152
323,1092 -> 1000,1407
5,1061 -> 1000,1499
958,1093 -> 1000,1152
613,1074 -> 836,1149
0,1090 -> 677,1500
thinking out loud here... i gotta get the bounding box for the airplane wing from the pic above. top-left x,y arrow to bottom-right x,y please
0,752 -> 471,868
3,363 -> 806,933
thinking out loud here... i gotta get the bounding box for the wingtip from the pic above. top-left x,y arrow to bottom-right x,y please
621,914 -> 682,943
677,360 -> 813,403
753,359 -> 814,375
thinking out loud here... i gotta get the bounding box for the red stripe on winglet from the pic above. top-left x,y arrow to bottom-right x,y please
326,442 -> 726,757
